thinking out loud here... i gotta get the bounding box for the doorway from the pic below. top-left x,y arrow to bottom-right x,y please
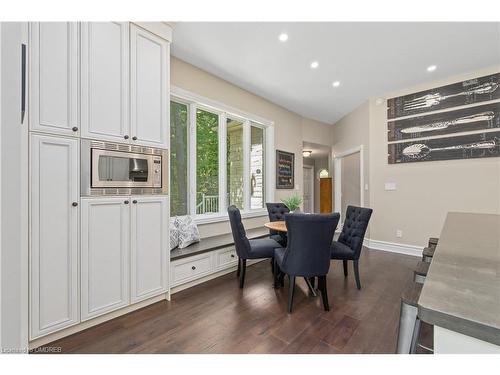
302,165 -> 314,213
334,146 -> 364,223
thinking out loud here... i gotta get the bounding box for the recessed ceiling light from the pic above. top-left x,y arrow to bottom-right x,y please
332,81 -> 340,87
278,33 -> 288,42
310,61 -> 319,69
427,65 -> 437,72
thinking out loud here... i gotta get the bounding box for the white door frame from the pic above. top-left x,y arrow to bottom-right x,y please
303,165 -> 314,213
333,145 -> 364,223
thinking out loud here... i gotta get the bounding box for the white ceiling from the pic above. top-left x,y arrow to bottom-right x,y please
171,22 -> 500,125
302,141 -> 331,158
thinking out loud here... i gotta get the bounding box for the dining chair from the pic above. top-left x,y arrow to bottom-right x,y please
265,202 -> 289,246
331,205 -> 373,290
228,205 -> 283,288
274,213 -> 340,313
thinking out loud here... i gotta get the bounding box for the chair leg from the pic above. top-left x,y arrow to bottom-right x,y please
287,276 -> 296,313
237,257 -> 241,277
410,317 -> 422,354
273,258 -> 280,288
309,277 -> 316,289
318,276 -> 330,311
343,260 -> 348,277
353,260 -> 361,290
270,257 -> 275,275
239,259 -> 247,289
304,277 -> 317,297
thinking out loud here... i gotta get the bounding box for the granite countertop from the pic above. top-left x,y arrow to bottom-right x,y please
418,212 -> 500,346
170,227 -> 270,260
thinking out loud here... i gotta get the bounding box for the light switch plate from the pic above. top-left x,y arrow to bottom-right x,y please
385,182 -> 396,191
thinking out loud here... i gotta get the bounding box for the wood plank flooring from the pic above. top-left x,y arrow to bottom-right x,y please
38,249 -> 432,354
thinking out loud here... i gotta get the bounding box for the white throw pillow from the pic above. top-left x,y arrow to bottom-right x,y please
177,216 -> 200,249
169,218 -> 179,251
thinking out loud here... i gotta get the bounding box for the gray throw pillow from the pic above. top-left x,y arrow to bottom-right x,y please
169,218 -> 179,251
177,216 -> 200,249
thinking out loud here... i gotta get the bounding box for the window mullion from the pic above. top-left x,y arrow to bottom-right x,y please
243,120 -> 251,211
189,103 -> 197,216
219,113 -> 227,215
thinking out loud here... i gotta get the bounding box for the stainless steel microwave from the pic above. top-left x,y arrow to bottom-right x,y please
81,139 -> 168,196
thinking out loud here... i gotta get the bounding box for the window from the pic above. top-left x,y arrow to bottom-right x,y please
227,118 -> 244,209
169,91 -> 273,221
196,109 -> 219,214
250,124 -> 265,209
170,101 -> 188,216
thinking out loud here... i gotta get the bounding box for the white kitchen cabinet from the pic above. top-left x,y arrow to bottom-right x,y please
130,196 -> 169,303
30,22 -> 79,136
130,24 -> 169,148
30,134 -> 79,339
81,197 -> 130,321
81,22 -> 129,143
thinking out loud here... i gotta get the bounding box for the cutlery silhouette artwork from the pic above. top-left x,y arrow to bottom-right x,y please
403,82 -> 499,111
400,111 -> 495,135
402,137 -> 500,160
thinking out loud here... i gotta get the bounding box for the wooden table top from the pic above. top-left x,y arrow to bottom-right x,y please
264,221 -> 287,233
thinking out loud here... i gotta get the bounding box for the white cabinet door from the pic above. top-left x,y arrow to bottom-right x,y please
130,196 -> 169,303
130,24 -> 169,148
81,22 -> 129,143
30,22 -> 79,136
30,134 -> 79,339
81,197 -> 130,320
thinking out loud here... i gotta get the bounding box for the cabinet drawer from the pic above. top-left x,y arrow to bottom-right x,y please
215,247 -> 238,269
171,254 -> 212,286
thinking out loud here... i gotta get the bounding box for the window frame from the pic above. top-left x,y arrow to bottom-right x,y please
170,86 -> 275,224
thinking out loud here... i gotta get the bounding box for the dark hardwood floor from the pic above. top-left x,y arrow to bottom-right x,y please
39,249 -> 432,354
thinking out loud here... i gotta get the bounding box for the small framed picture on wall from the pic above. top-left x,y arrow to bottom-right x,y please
276,150 -> 295,189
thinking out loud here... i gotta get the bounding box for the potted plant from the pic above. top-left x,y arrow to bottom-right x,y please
281,195 -> 303,213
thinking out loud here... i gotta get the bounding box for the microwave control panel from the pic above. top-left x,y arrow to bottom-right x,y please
152,156 -> 162,187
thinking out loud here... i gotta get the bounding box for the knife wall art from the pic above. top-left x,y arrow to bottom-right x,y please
388,131 -> 500,164
387,73 -> 500,119
387,72 -> 500,164
388,102 -> 500,141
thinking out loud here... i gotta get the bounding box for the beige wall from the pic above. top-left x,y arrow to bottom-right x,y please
369,66 -> 500,247
333,65 -> 500,247
171,57 -> 332,236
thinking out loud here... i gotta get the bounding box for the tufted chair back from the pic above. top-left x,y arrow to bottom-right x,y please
338,206 -> 373,259
280,213 -> 340,277
266,203 -> 290,235
228,205 -> 251,258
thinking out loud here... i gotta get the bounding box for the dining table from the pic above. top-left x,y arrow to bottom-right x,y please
264,220 -> 287,233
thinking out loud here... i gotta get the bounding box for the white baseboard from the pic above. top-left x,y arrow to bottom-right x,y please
364,238 -> 423,257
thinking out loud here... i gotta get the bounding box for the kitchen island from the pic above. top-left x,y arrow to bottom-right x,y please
418,212 -> 500,353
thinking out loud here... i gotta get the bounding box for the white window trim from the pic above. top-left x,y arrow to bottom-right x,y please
170,86 -> 275,225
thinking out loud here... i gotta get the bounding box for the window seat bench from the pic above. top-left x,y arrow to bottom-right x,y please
170,227 -> 270,293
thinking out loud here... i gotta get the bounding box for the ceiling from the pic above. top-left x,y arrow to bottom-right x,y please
302,141 -> 330,159
171,22 -> 500,124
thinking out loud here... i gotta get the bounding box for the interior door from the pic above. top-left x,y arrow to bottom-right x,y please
81,22 -> 129,143
130,196 -> 169,303
341,152 -> 361,219
303,166 -> 314,213
30,134 -> 79,338
30,22 -> 79,136
81,197 -> 130,321
130,24 -> 169,148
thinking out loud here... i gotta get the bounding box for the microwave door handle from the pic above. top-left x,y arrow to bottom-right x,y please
21,43 -> 27,124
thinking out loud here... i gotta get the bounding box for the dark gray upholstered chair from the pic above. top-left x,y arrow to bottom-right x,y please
331,205 -> 373,290
228,205 -> 282,288
265,202 -> 289,246
274,213 -> 340,313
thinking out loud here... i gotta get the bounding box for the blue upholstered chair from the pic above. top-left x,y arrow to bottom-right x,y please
228,205 -> 283,288
265,202 -> 289,246
274,213 -> 340,313
331,205 -> 373,290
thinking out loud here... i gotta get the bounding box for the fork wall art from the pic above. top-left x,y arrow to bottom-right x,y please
387,72 -> 500,163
